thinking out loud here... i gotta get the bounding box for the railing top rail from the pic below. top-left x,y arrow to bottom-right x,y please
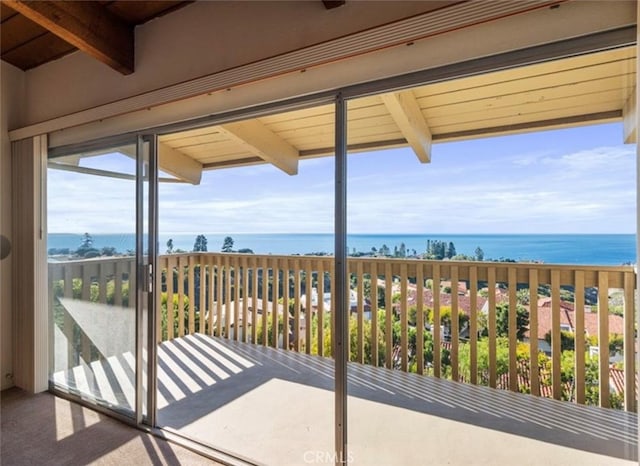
154,252 -> 636,274
48,252 -> 636,276
48,256 -> 135,266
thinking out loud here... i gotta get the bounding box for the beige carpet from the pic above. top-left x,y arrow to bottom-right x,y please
0,388 -> 223,466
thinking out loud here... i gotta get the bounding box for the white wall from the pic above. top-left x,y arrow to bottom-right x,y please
1,61 -> 25,389
22,0 -> 448,125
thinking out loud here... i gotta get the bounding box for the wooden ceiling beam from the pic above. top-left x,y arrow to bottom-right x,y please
218,120 -> 299,175
623,87 -> 636,144
381,90 -> 432,163
159,143 -> 203,185
4,0 -> 134,74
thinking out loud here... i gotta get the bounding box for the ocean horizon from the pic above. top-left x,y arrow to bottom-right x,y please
47,233 -> 636,266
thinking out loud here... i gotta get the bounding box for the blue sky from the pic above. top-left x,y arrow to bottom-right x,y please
48,122 -> 636,235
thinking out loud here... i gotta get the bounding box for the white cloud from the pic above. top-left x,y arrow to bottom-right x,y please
46,128 -> 636,235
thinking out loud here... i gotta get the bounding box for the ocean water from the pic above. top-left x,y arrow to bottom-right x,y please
47,233 -> 636,265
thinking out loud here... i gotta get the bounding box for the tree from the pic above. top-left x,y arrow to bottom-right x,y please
221,236 -> 234,253
459,337 -> 511,385
474,247 -> 484,261
76,232 -> 98,258
398,242 -> 406,258
516,288 -> 531,305
80,232 -> 93,249
193,234 -> 208,252
446,241 -> 456,259
544,330 -> 578,352
100,246 -> 116,256
494,302 -> 529,340
166,238 -> 174,254
425,239 -> 452,260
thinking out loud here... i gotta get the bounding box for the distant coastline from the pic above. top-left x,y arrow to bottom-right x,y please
47,233 -> 636,266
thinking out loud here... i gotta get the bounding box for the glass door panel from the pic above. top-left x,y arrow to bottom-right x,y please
155,102 -> 336,464
48,142 -> 141,418
345,51 -> 638,464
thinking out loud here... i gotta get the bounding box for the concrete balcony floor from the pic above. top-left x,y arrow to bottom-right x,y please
53,334 -> 637,465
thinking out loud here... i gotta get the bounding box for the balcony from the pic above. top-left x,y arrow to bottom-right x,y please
48,253 -> 638,464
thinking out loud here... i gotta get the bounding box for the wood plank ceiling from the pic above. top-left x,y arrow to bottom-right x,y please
1,1 -> 191,72
157,46 -> 636,179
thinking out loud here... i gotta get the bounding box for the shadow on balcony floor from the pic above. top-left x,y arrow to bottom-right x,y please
53,334 -> 637,465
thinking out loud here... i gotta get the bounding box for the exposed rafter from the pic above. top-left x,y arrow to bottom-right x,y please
4,0 -> 134,75
218,120 -> 299,175
623,87 -> 636,144
159,143 -> 203,185
381,90 -> 432,163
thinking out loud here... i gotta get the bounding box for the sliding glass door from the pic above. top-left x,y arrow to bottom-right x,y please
47,136 -> 157,423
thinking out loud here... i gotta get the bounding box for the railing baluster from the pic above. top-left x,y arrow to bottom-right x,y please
208,255 -> 215,337
623,271 -> 636,412
261,257 -> 269,347
330,260 -> 335,358
216,256 -> 224,338
451,265 -> 459,382
223,255 -> 233,340
469,265 -> 478,385
166,257 -> 175,341
508,267 -> 517,392
346,261 -> 353,361
384,262 -> 393,370
156,258 -> 163,344
98,262 -> 107,304
433,263 -> 441,378
251,257 -> 258,344
357,261 -> 365,364
188,255 -> 195,335
80,263 -> 91,362
317,260 -> 325,356
233,258 -> 241,342
598,271 -> 610,408
177,256 -> 185,337
81,264 -> 91,301
242,256 -> 249,343
62,264 -> 75,366
529,269 -> 539,397
488,266 -> 496,388
400,263 -> 409,372
272,258 -> 280,349
551,269 -> 561,401
63,264 -> 73,299
305,260 -> 313,355
199,256 -> 206,335
282,259 -> 290,350
416,263 -> 425,375
129,260 -> 136,308
294,259 -> 301,352
371,262 -> 379,367
112,261 -> 122,307
574,270 -> 585,404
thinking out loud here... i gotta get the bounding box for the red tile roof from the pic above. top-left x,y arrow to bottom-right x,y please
406,287 -> 487,315
526,298 -> 624,340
